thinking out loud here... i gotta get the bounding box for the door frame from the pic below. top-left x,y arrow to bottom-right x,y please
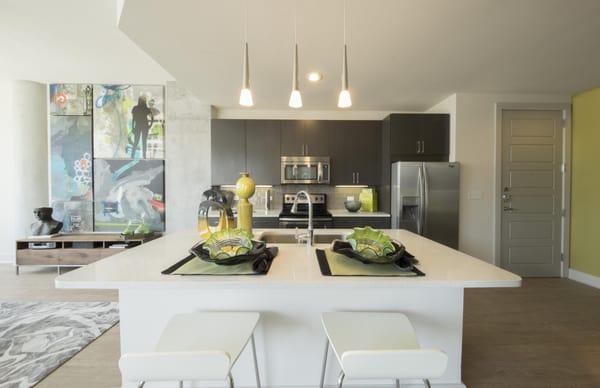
493,103 -> 572,277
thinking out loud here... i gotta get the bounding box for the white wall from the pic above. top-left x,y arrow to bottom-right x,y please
9,81 -> 48,262
0,79 -> 15,262
427,93 -> 570,263
165,82 -> 212,232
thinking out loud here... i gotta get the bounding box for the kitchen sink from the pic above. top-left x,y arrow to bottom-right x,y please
259,232 -> 346,245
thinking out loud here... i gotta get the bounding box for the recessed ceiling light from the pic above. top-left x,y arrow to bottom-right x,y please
306,72 -> 323,82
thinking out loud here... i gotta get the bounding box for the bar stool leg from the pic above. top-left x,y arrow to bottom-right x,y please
319,338 -> 330,388
423,379 -> 431,388
250,334 -> 261,388
337,371 -> 345,388
395,379 -> 400,388
136,382 -> 145,388
228,373 -> 235,388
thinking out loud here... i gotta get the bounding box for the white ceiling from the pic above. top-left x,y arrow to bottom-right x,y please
2,1 -> 599,111
118,0 -> 600,111
0,0 -> 172,84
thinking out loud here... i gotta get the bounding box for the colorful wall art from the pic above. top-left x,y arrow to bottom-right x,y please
93,85 -> 165,159
50,116 -> 93,202
93,159 -> 165,232
49,84 -> 92,116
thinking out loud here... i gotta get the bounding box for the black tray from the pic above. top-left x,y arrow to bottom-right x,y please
190,240 -> 269,266
332,240 -> 419,269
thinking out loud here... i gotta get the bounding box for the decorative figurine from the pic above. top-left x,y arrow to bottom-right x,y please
236,172 -> 256,234
197,189 -> 235,239
30,207 -> 63,236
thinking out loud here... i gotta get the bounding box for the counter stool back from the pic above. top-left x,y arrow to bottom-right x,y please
319,312 -> 448,388
119,312 -> 261,388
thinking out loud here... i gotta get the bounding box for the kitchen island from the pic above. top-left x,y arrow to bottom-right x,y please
55,229 -> 520,388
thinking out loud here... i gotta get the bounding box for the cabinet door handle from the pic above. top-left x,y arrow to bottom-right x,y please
422,141 -> 425,153
416,141 -> 420,153
356,172 -> 360,184
352,172 -> 356,184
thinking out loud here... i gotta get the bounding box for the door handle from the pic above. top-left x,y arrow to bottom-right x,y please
422,141 -> 425,153
416,141 -> 421,154
503,206 -> 514,212
352,172 -> 356,184
356,172 -> 360,184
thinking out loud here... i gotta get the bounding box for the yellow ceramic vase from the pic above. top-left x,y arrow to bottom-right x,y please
236,172 -> 255,234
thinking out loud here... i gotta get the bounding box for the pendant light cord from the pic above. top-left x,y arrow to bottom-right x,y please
343,0 -> 346,44
294,0 -> 297,44
244,0 -> 248,43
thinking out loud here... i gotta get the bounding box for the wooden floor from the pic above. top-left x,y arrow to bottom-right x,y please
1,265 -> 599,388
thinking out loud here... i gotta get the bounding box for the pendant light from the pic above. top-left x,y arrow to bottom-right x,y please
337,0 -> 352,108
239,0 -> 253,107
288,0 -> 302,108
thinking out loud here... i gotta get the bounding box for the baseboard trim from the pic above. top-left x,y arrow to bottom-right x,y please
569,269 -> 600,289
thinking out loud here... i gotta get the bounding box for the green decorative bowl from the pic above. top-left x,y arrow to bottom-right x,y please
203,229 -> 253,260
346,226 -> 396,263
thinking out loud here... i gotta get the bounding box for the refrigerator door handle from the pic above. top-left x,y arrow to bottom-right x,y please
417,166 -> 424,235
422,164 -> 430,235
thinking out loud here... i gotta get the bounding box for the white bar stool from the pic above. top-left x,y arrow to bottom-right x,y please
319,312 -> 448,388
119,312 -> 261,388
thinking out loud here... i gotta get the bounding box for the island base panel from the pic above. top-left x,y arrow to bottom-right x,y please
119,287 -> 466,388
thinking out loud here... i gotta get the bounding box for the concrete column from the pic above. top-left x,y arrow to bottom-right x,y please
165,82 -> 211,232
12,80 -> 48,240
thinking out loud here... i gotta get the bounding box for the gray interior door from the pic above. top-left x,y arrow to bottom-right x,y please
501,110 -> 564,277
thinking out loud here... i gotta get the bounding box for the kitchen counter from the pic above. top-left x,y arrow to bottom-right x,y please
56,229 -> 520,388
329,209 -> 391,217
207,209 -> 280,218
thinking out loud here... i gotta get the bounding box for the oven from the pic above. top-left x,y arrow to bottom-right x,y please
281,156 -> 330,184
278,193 -> 333,228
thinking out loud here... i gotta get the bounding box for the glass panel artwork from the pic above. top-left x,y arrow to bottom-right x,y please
49,84 -> 92,115
93,159 -> 165,232
93,85 -> 165,159
50,116 -> 93,202
52,201 -> 94,233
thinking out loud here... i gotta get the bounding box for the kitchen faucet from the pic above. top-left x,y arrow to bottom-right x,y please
290,191 -> 313,246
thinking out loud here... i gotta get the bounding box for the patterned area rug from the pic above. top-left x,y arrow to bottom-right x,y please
0,302 -> 119,388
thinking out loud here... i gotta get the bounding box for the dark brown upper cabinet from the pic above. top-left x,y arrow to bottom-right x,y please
281,120 -> 331,156
211,119 -> 246,185
245,120 -> 281,185
384,114 -> 450,162
330,120 -> 381,186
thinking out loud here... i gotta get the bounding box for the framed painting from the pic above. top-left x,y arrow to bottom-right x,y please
93,85 -> 165,159
93,159 -> 165,232
50,116 -> 93,202
49,84 -> 92,116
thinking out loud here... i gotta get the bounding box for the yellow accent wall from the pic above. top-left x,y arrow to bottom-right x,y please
571,88 -> 600,277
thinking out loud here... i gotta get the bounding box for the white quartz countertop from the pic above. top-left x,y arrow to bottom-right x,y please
329,209 -> 391,217
55,229 -> 521,290
208,209 -> 281,218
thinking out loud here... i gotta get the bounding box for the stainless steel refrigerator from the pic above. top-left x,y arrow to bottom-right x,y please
391,162 -> 459,249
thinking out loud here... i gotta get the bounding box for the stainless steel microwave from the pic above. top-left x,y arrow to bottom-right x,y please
281,156 -> 330,184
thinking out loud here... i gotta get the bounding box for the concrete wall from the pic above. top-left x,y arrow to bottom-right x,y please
12,80 -> 49,255
165,82 -> 212,232
570,89 -> 600,278
0,79 -> 15,262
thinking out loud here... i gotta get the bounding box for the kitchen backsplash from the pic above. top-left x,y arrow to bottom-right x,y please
218,185 -> 371,211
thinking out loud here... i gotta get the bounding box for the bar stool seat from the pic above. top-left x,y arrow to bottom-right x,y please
120,312 -> 261,388
320,312 -> 448,388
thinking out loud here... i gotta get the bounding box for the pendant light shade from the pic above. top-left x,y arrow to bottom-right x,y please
288,2 -> 302,109
289,44 -> 302,108
239,42 -> 253,107
239,0 -> 253,107
337,0 -> 352,108
337,44 -> 352,108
